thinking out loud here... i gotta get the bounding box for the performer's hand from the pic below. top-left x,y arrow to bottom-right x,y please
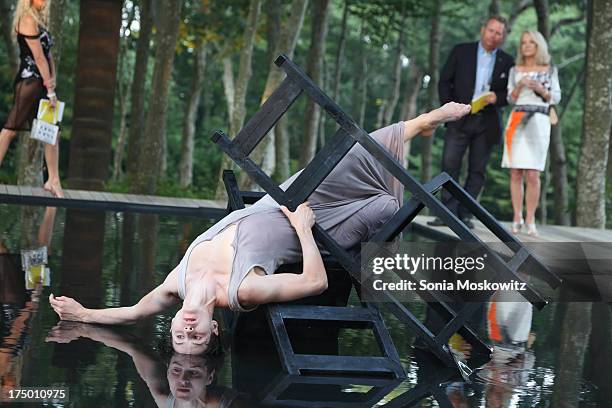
49,293 -> 88,322
485,92 -> 497,104
44,321 -> 88,344
280,202 -> 315,234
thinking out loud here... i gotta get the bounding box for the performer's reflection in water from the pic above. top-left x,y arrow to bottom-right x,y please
45,322 -> 252,407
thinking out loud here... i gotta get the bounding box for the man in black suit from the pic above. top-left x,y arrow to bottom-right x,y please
429,16 -> 514,228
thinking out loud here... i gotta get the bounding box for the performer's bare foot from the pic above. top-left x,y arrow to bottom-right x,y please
421,102 -> 471,135
44,179 -> 64,198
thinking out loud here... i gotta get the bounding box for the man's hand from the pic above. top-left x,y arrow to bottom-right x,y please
485,92 -> 497,104
280,202 -> 315,234
49,294 -> 88,322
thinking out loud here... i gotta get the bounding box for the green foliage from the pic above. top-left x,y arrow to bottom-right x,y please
0,0 -> 603,223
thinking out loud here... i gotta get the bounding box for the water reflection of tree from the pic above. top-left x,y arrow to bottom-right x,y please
584,302 -> 612,406
552,302 -> 592,407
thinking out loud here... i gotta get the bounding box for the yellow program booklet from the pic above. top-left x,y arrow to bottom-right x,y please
470,91 -> 494,114
37,98 -> 65,124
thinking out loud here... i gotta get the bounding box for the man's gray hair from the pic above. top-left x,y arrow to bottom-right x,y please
482,15 -> 509,35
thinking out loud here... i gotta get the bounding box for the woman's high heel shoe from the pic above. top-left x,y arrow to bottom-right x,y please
526,223 -> 538,237
511,219 -> 524,234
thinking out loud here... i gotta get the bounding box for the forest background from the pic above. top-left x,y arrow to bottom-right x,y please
0,0 -> 610,229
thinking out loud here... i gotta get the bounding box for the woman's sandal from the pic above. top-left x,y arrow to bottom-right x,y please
511,219 -> 524,234
526,223 -> 538,237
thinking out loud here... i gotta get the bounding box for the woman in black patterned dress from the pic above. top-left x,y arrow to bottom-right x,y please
0,0 -> 62,197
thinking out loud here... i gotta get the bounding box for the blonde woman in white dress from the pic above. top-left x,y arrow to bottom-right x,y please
502,30 -> 561,236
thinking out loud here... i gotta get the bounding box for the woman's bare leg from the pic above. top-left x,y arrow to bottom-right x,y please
0,128 -> 18,167
43,134 -> 63,198
524,169 -> 540,224
510,169 -> 524,223
37,206 -> 58,248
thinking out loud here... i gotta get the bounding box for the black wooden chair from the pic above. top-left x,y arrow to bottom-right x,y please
213,54 -> 561,371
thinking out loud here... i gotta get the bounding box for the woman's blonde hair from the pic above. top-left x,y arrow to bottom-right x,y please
12,0 -> 50,40
516,30 -> 551,66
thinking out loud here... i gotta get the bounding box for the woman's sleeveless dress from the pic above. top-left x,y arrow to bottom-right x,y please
501,67 -> 561,171
3,26 -> 54,131
177,122 -> 406,312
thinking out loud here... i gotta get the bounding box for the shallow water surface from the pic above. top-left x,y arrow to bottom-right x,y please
1,204 -> 610,407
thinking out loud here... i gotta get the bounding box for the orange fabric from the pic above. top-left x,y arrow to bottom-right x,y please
488,301 -> 502,342
504,111 -> 526,166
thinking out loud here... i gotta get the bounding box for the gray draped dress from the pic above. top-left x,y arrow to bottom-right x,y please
177,122 -> 405,312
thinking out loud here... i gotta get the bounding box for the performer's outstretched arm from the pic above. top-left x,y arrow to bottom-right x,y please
49,268 -> 180,325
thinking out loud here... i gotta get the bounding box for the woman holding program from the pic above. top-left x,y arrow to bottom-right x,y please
502,30 -> 561,236
49,102 -> 471,356
0,0 -> 63,197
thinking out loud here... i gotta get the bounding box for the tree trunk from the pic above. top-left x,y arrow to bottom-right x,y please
332,1 -> 349,105
259,0 -> 282,179
237,0 -> 308,189
533,0 -> 550,38
318,55 -> 327,149
231,0 -> 263,140
534,0 -> 551,225
382,13 -> 406,125
608,122 -> 612,184
214,0 -> 263,197
540,158 -> 549,224
131,0 -> 182,195
112,4 -> 136,181
67,0 -> 122,190
179,44 -> 207,188
266,0 -> 307,182
549,124 -> 570,225
375,102 -> 386,129
488,0 -> 500,15
16,136 -> 43,187
548,20 -> 585,226
355,20 -> 368,127
0,0 -> 18,75
265,0 -> 281,66
48,0 -> 67,69
274,117 -> 290,180
112,90 -> 129,181
126,0 -> 153,180
222,56 -> 236,122
421,0 -> 442,183
400,64 -> 423,167
299,0 -> 331,168
576,0 -> 611,228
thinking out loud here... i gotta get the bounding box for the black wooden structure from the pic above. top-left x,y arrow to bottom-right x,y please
0,184 -> 226,219
213,55 -> 561,371
223,170 -> 405,379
